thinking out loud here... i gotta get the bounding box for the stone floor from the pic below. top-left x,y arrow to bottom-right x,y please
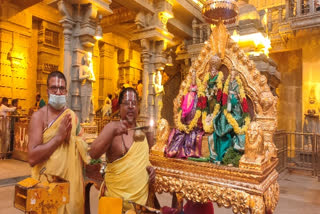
1,159 -> 319,214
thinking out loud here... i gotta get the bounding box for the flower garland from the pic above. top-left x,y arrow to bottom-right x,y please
222,76 -> 230,106
201,71 -> 224,133
236,76 -> 249,113
175,70 -> 225,134
222,74 -> 251,134
202,103 -> 220,133
224,109 -> 251,134
176,108 -> 202,134
176,72 -> 204,134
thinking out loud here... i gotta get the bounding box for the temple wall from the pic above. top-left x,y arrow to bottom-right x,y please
0,2 -> 63,111
270,29 -> 320,131
249,0 -> 285,10
0,2 -> 142,113
270,50 -> 303,131
97,33 -> 142,108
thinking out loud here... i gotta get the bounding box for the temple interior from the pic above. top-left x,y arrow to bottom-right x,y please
0,0 -> 320,214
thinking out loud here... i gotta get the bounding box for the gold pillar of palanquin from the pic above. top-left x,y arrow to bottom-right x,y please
151,1 -> 280,213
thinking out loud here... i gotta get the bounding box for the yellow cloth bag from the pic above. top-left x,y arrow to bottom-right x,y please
98,197 -> 123,214
102,137 -> 150,212
31,109 -> 88,214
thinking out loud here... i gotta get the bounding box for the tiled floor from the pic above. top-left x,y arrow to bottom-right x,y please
1,159 -> 319,214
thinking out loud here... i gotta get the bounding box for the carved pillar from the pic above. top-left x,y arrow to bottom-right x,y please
60,20 -> 73,106
310,0 -> 315,13
99,43 -> 116,106
58,0 -> 74,107
199,25 -> 203,43
278,8 -> 283,22
268,9 -> 272,32
141,39 -> 151,117
58,0 -> 105,123
285,0 -> 290,19
297,0 -> 302,16
192,19 -> 197,44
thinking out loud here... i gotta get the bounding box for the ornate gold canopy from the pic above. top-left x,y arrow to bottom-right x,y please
202,0 -> 239,25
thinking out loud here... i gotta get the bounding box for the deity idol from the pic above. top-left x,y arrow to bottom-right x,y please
211,69 -> 250,165
205,55 -> 223,113
165,70 -> 205,158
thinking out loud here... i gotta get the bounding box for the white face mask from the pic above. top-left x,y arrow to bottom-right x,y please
48,94 -> 66,110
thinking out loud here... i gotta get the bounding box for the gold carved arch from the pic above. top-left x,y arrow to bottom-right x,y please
174,23 -> 277,134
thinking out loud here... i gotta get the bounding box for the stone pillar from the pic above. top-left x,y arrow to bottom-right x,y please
285,0 -> 290,19
192,19 -> 197,44
278,8 -> 283,22
199,25 -> 203,43
310,0 -> 315,13
140,39 -> 151,117
297,0 -> 302,16
58,0 -> 109,123
60,20 -> 73,106
99,43 -> 116,106
267,9 -> 272,33
58,0 -> 74,107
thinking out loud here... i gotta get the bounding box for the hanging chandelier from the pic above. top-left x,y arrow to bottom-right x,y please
202,0 -> 239,24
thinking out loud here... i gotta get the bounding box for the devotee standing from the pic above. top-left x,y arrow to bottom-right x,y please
0,97 -> 16,117
111,93 -> 119,113
28,71 -> 88,214
101,94 -> 112,117
0,97 -> 16,158
35,93 -> 46,109
89,87 -> 155,212
136,80 -> 143,100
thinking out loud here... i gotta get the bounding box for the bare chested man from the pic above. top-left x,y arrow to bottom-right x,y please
28,71 -> 87,214
89,87 -> 155,212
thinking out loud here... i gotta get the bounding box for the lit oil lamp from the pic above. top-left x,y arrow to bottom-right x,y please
128,118 -> 154,131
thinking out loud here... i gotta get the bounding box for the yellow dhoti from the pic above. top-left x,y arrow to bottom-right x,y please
31,109 -> 88,214
103,137 -> 150,212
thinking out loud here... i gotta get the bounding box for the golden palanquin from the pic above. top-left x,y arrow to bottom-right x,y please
150,17 -> 279,214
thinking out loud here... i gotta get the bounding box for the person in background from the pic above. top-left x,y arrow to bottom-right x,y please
101,94 -> 112,117
35,94 -> 46,109
136,80 -> 143,100
9,99 -> 20,157
0,97 -> 16,117
11,99 -> 21,115
111,93 -> 119,113
0,98 -> 16,158
123,80 -> 131,89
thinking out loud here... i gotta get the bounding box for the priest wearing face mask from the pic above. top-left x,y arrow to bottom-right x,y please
28,71 -> 88,214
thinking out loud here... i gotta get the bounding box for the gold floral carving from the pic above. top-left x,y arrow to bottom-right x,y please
263,182 -> 279,213
153,172 -> 278,214
151,118 -> 170,156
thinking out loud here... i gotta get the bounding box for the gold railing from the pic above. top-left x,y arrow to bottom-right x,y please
274,131 -> 320,177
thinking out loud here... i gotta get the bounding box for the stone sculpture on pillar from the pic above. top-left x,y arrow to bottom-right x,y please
79,52 -> 96,123
303,86 -> 319,150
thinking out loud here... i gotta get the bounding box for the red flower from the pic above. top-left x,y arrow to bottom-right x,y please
217,89 -> 222,102
222,93 -> 228,106
242,97 -> 249,113
197,96 -> 207,109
